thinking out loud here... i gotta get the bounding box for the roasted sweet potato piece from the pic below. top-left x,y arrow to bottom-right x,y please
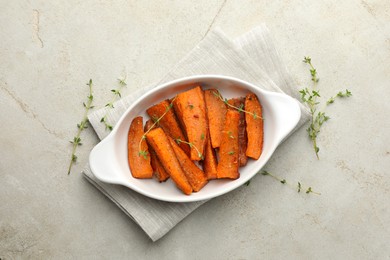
127,116 -> 153,179
144,119 -> 156,132
204,89 -> 227,148
149,148 -> 170,182
173,86 -> 208,161
168,137 -> 208,192
217,110 -> 240,179
145,128 -> 192,195
202,134 -> 218,180
245,93 -> 263,160
228,97 -> 248,166
144,120 -> 169,182
146,100 -> 190,156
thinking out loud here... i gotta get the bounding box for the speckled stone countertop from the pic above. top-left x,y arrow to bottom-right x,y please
1,1 -> 389,259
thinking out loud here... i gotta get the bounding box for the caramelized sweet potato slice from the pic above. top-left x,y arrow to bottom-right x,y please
146,100 -> 190,156
202,134 -> 218,180
168,137 -> 208,192
227,97 -> 248,166
204,89 -> 227,148
144,119 -> 156,132
145,128 -> 192,195
127,116 -> 153,179
217,110 -> 240,179
144,120 -> 169,182
245,93 -> 263,160
149,148 -> 170,182
173,86 -> 208,161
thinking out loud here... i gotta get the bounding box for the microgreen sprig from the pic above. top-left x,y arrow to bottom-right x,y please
261,170 -> 320,195
300,56 -> 352,159
327,89 -> 352,105
300,86 -> 327,159
227,131 -> 234,139
212,91 -> 263,120
138,97 -> 177,158
100,76 -> 127,131
175,139 -> 204,160
303,56 -> 319,83
67,79 -> 94,175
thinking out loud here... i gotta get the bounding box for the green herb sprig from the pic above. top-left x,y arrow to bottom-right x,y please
175,138 -> 204,160
261,170 -> 320,195
327,89 -> 352,105
100,77 -> 127,131
67,79 -> 94,175
300,56 -> 352,159
213,91 -> 263,120
227,131 -> 234,139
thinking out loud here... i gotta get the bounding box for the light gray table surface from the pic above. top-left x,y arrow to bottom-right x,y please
1,1 -> 389,259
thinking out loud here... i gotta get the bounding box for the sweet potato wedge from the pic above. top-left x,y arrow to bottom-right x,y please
202,134 -> 218,180
204,89 -> 227,148
216,110 -> 240,179
146,100 -> 190,156
144,119 -> 156,132
144,120 -> 169,182
145,128 -> 192,195
149,148 -> 170,182
127,116 -> 154,179
245,93 -> 263,159
227,97 -> 248,166
173,86 -> 208,161
168,137 -> 208,192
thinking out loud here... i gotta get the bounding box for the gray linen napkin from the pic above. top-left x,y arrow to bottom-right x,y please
83,24 -> 310,242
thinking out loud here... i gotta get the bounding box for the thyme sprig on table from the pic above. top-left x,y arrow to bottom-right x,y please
300,56 -> 352,159
67,79 -> 94,175
327,89 -> 352,105
100,77 -> 127,131
261,170 -> 320,195
212,91 -> 263,120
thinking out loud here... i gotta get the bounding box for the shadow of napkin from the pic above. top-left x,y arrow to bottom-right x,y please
83,24 -> 310,242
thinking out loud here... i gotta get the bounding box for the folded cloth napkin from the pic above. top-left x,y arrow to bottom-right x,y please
83,24 -> 310,242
